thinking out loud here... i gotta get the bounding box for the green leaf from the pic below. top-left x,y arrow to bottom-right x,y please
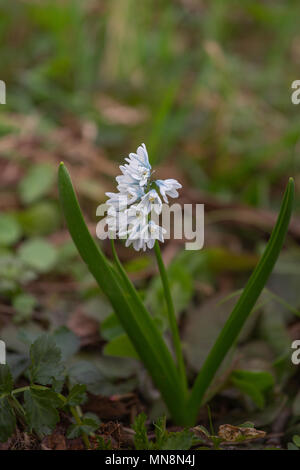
232,370 -> 274,391
101,313 -> 124,341
288,442 -> 299,450
132,413 -> 150,450
293,435 -> 300,448
153,416 -> 167,447
0,254 -> 36,295
18,201 -> 61,236
12,293 -> 37,323
68,360 -> 111,395
161,429 -> 194,450
18,238 -> 57,273
230,370 -> 274,409
69,357 -> 136,396
0,365 -> 13,395
239,421 -> 255,428
24,388 -> 62,436
19,163 -> 55,205
0,397 -> 16,442
67,416 -> 100,439
6,353 -> 29,382
188,178 -> 294,423
58,163 -> 187,425
103,334 -> 139,360
132,413 -> 194,450
96,436 -> 112,449
65,384 -> 87,407
52,326 -> 80,361
124,255 -> 151,273
29,334 -> 64,385
0,214 -> 22,246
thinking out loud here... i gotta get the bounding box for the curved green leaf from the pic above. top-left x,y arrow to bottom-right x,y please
187,178 -> 294,423
58,163 -> 187,424
0,397 -> 16,442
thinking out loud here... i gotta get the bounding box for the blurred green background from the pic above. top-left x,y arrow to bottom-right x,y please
0,0 -> 300,436
1,0 -> 300,203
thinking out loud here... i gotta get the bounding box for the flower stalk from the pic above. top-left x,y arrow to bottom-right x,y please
154,240 -> 188,395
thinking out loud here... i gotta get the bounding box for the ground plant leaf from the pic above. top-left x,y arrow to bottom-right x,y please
0,214 -> 22,246
24,388 -> 62,436
19,163 -> 55,205
0,364 -> 13,395
293,435 -> 300,448
103,333 -> 139,359
67,417 -> 100,439
65,384 -> 87,407
230,370 -> 275,409
68,360 -> 113,395
161,429 -> 194,450
18,238 -> 57,273
133,413 -> 150,450
0,397 -> 16,443
100,313 -> 124,341
12,293 -> 37,323
132,413 -> 194,450
28,334 -> 64,385
52,326 -> 80,361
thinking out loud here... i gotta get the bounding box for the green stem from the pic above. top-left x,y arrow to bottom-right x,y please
10,395 -> 25,415
12,386 -> 32,395
70,406 -> 90,450
154,240 -> 187,395
13,384 -> 66,402
8,395 -> 26,427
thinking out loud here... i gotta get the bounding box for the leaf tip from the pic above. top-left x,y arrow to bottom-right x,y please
287,177 -> 295,199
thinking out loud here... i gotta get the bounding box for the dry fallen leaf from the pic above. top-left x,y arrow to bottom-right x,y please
218,424 -> 266,443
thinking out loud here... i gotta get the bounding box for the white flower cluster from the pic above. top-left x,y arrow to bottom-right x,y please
106,143 -> 182,251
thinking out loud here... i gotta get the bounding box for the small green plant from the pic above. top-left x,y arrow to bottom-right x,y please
132,413 -> 195,450
58,156 -> 294,426
288,435 -> 300,450
132,412 -> 266,450
96,436 -> 113,450
0,334 -> 99,448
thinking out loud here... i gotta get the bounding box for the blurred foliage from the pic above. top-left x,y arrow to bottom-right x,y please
0,0 -> 299,205
0,0 -> 299,447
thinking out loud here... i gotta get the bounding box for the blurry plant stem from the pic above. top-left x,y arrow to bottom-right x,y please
154,241 -> 187,394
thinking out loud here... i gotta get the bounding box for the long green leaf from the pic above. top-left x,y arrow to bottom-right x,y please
58,163 -> 187,424
187,178 -> 294,424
